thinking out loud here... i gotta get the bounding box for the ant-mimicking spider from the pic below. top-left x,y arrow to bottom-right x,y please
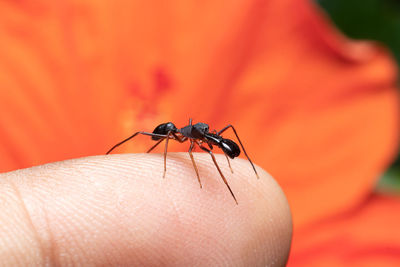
106,119 -> 259,204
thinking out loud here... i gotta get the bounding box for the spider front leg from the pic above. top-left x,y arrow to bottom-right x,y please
207,140 -> 233,174
198,142 -> 238,204
224,154 -> 234,174
218,124 -> 259,179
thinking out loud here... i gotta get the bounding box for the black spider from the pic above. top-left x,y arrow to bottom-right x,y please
106,119 -> 259,204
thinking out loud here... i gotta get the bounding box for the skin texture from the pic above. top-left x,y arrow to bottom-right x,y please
0,153 -> 292,266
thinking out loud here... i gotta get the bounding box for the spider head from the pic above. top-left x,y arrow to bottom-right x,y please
191,123 -> 209,138
219,138 -> 240,159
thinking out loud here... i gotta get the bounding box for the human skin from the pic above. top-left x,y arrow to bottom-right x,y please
0,153 -> 292,266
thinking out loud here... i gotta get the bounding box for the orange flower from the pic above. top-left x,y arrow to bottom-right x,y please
0,0 -> 399,265
292,195 -> 400,266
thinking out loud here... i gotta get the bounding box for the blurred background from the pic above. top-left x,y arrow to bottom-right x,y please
0,0 -> 399,266
317,0 -> 400,194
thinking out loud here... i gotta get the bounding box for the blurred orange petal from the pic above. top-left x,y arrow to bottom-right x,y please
0,0 -> 399,264
289,195 -> 400,266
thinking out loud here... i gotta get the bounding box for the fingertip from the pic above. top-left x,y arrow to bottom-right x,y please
1,153 -> 292,266
101,153 -> 293,265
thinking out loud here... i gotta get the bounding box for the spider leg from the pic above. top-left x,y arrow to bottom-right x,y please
106,131 -> 168,154
217,125 -> 259,179
208,138 -> 232,173
188,140 -> 202,188
224,154 -> 234,174
163,131 -> 173,178
147,138 -> 165,153
198,143 -> 238,204
172,133 -> 188,143
146,133 -> 186,153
